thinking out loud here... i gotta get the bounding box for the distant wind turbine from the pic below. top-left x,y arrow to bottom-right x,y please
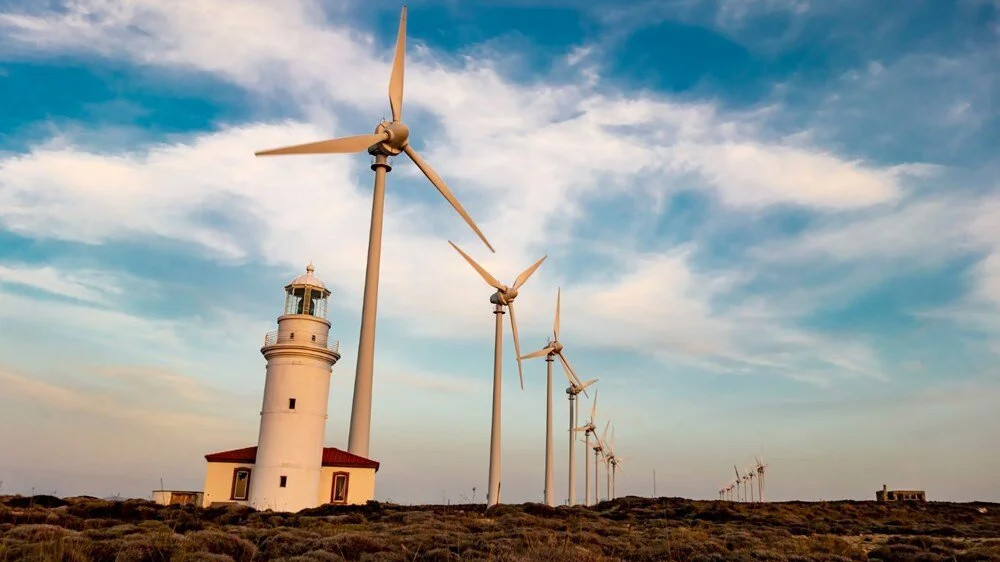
448,241 -> 545,507
573,391 -> 598,506
522,289 -> 596,505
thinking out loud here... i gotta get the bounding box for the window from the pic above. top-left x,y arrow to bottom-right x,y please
331,472 -> 349,504
311,334 -> 316,342
289,398 -> 296,409
290,332 -> 295,340
231,468 -> 251,500
280,476 -> 287,487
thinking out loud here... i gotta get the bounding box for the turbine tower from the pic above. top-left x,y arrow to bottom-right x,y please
255,6 -> 494,459
522,289 -> 596,506
449,242 -> 545,507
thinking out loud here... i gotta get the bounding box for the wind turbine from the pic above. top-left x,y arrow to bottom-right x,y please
572,391 -> 598,506
756,455 -> 768,502
448,242 -> 545,507
254,6 -> 494,459
591,420 -> 610,503
747,465 -> 755,503
734,466 -> 743,502
522,289 -> 596,505
607,428 -> 624,500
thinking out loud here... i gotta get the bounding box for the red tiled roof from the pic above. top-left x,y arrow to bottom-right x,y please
204,446 -> 257,464
321,447 -> 380,470
205,446 -> 379,471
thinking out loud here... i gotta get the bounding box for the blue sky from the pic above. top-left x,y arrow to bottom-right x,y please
0,0 -> 998,504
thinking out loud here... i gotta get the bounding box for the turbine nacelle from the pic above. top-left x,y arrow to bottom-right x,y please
371,120 -> 411,156
489,286 -> 517,305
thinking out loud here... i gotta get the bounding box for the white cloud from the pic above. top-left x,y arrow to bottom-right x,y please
0,263 -> 123,304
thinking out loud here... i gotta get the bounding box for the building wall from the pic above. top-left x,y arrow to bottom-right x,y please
318,466 -> 376,505
203,462 -> 254,507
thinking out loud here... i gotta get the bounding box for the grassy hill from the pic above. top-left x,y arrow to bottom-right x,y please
2,494 -> 998,561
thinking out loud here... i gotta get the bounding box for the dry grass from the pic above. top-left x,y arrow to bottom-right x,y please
1,495 -> 998,561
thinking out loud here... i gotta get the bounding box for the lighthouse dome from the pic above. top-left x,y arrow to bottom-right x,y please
287,263 -> 327,291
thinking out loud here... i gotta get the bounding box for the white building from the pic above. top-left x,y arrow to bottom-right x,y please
202,265 -> 379,511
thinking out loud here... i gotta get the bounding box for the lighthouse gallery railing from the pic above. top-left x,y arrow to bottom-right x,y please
263,331 -> 340,354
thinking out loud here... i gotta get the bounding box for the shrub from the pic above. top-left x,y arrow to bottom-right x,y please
179,530 -> 257,562
310,532 -> 388,560
3,495 -> 68,509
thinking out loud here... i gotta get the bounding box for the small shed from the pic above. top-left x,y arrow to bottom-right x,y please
876,484 -> 926,502
152,490 -> 203,506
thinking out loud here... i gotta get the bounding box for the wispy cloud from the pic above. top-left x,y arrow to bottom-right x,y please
0,263 -> 123,304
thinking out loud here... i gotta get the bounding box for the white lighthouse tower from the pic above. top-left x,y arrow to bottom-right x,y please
248,264 -> 340,511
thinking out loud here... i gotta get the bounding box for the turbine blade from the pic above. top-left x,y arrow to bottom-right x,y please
255,132 -> 387,156
520,346 -> 554,360
511,254 -> 547,290
508,300 -> 524,390
388,6 -> 406,122
601,420 -> 610,442
403,144 -> 495,252
590,389 -> 598,421
448,241 -> 502,289
554,287 -> 561,340
556,352 -> 580,387
560,353 -> 591,397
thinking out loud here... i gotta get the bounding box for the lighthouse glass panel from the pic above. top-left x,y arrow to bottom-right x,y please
314,295 -> 328,318
284,292 -> 302,315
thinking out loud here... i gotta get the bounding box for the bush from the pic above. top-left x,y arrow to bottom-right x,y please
179,530 -> 257,562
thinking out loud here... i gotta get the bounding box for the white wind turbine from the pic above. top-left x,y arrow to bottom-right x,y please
255,6 -> 494,459
591,420 -> 610,503
734,466 -> 743,502
746,465 -> 756,503
448,242 -> 546,507
755,455 -> 768,502
521,289 -> 597,506
572,391 -> 598,506
607,428 -> 625,500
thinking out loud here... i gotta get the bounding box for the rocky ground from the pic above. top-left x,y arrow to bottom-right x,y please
1,494 -> 998,561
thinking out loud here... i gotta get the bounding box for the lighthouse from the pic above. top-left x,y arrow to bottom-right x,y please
249,264 -> 340,511
200,265 -> 380,511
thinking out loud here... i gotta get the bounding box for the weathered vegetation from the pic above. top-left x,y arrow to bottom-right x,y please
1,495 -> 998,561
